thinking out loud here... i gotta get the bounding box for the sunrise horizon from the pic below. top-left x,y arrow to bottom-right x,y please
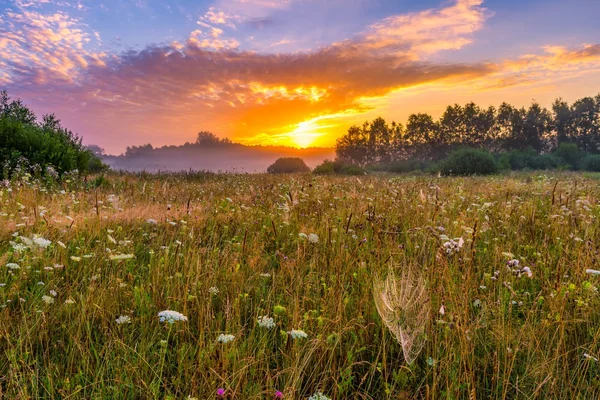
2,0 -> 600,154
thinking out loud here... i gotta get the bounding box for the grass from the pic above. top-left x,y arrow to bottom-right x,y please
1,171 -> 599,399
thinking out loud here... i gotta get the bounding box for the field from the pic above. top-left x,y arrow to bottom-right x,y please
1,172 -> 600,399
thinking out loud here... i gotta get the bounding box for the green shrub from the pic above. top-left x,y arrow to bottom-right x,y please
553,142 -> 581,168
440,148 -> 498,176
267,157 -> 311,174
313,160 -> 336,175
582,155 -> 600,172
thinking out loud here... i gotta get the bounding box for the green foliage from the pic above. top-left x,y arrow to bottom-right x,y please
266,157 -> 311,173
553,142 -> 582,168
313,159 -> 366,175
440,148 -> 498,176
582,155 -> 600,172
0,90 -> 106,176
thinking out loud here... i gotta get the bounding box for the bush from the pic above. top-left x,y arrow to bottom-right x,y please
313,160 -> 336,175
582,155 -> 600,172
440,148 -> 498,176
267,157 -> 311,174
313,159 -> 366,175
553,142 -> 581,168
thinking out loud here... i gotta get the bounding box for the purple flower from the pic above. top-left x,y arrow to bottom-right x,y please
275,391 -> 283,398
217,388 -> 225,397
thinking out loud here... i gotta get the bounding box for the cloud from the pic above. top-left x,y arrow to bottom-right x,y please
360,0 -> 490,59
3,0 -> 599,153
0,2 -> 104,85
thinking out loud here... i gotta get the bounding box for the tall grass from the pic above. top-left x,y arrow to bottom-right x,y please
0,171 -> 599,398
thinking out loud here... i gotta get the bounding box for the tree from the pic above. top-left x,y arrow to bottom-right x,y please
196,131 -> 232,146
335,125 -> 369,166
405,113 -> 438,160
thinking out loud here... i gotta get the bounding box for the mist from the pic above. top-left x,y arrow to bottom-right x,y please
101,144 -> 335,173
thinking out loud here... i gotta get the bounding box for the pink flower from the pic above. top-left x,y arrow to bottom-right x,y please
275,391 -> 283,398
217,388 -> 225,397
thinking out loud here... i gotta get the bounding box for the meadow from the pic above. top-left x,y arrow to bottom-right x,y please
1,171 -> 599,399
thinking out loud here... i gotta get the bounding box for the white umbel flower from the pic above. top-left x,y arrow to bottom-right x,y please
288,329 -> 308,339
217,334 -> 235,343
116,315 -> 132,325
257,315 -> 276,329
158,310 -> 188,323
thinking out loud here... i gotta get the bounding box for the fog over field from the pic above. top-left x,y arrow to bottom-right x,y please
101,145 -> 335,172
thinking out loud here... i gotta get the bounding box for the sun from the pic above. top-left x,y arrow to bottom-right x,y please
288,120 -> 323,148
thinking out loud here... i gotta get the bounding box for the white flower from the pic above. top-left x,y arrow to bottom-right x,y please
217,333 -> 235,343
32,236 -> 52,249
11,243 -> 27,252
288,329 -> 308,340
583,353 -> 599,362
298,233 -> 308,240
308,233 -> 319,244
146,218 -> 158,224
259,273 -> 271,278
41,295 -> 54,304
507,259 -> 520,268
158,310 -> 188,323
308,392 -> 330,400
64,298 -> 76,305
439,305 -> 445,315
57,241 -> 66,249
521,266 -> 533,278
49,290 -> 57,297
6,263 -> 20,270
208,287 -> 219,295
257,315 -> 276,329
70,256 -> 81,262
116,315 -> 132,325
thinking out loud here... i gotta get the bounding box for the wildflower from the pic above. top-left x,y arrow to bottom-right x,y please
49,290 -> 57,297
438,305 -> 445,315
288,329 -> 308,340
298,233 -> 308,240
257,315 -> 276,329
32,236 -> 52,249
442,238 -> 464,254
11,243 -> 27,252
41,295 -> 54,304
6,263 -> 20,270
217,388 -> 225,397
275,391 -> 283,398
308,233 -> 319,243
65,298 -> 76,305
583,353 -> 599,362
70,256 -> 81,262
146,218 -> 158,224
57,241 -> 66,249
208,286 -> 219,295
507,259 -> 520,268
260,273 -> 271,278
116,315 -> 132,325
308,392 -> 330,400
158,310 -> 188,323
521,266 -> 533,278
217,334 -> 235,344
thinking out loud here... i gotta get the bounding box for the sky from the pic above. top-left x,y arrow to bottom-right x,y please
1,0 -> 600,154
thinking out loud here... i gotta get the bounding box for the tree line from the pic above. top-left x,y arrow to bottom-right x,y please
335,94 -> 600,167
